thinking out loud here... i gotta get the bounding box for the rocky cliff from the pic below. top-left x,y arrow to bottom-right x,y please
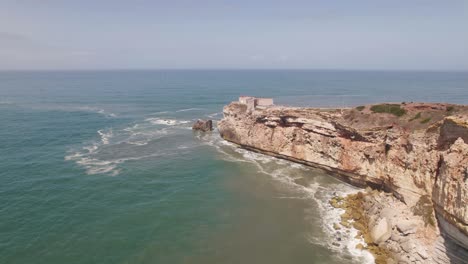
218,102 -> 468,254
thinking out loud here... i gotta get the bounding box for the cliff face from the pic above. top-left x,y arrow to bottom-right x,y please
218,102 -> 468,249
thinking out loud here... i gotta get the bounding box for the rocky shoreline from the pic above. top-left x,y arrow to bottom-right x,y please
218,99 -> 468,263
331,189 -> 441,263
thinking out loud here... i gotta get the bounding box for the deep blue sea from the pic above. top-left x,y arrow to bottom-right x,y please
1,70 -> 467,264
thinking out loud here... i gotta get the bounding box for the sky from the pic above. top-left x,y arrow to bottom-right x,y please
0,0 -> 467,70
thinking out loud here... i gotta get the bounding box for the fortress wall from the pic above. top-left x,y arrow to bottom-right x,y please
255,98 -> 274,106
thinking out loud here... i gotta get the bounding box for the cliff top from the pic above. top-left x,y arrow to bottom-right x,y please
341,102 -> 468,131
227,102 -> 468,132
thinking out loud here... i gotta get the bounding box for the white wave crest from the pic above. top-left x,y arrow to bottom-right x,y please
309,184 -> 374,264
207,112 -> 222,118
65,115 -> 188,176
65,147 -> 169,176
206,135 -> 373,263
175,108 -> 203,112
147,111 -> 170,116
145,118 -> 190,126
97,129 -> 113,145
74,106 -> 117,118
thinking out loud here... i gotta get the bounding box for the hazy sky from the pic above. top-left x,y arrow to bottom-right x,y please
1,0 -> 467,70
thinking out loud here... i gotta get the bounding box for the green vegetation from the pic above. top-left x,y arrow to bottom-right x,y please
446,106 -> 455,112
409,112 -> 421,121
420,117 -> 431,124
339,191 -> 391,263
356,105 -> 365,111
370,104 -> 406,117
412,195 -> 435,226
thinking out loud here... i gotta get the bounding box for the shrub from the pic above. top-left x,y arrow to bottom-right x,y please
356,106 -> 365,111
412,195 -> 435,227
446,106 -> 454,112
409,112 -> 421,121
420,117 -> 431,124
370,104 -> 406,117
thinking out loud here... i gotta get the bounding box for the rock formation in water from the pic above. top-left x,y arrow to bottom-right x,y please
218,100 -> 468,262
192,119 -> 213,132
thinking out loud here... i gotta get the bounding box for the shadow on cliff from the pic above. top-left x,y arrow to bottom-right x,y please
431,224 -> 468,264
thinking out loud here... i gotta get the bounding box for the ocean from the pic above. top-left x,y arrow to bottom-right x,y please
1,70 -> 467,264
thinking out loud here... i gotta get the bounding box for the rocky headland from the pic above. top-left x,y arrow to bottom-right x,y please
218,100 -> 468,263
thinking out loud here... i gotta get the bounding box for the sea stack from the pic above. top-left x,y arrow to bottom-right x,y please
218,97 -> 468,262
192,119 -> 213,132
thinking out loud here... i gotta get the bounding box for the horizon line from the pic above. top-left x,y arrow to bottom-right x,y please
0,68 -> 467,73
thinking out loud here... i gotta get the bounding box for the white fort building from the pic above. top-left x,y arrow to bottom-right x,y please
238,96 -> 274,112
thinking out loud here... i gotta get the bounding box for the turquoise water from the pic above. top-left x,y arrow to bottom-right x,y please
1,70 -> 467,264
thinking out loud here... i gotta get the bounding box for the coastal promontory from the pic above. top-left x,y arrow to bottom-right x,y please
218,98 -> 468,263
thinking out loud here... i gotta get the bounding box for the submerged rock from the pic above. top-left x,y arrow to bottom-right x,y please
192,119 -> 213,132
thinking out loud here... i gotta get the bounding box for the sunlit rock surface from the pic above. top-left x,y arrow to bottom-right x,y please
218,102 -> 468,254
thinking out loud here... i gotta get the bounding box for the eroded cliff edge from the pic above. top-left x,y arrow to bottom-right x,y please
218,102 -> 468,253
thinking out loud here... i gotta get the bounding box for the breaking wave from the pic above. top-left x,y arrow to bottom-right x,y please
175,108 -> 204,112
65,116 -> 196,176
206,112 -> 223,119
204,133 -> 374,263
307,184 -> 375,264
65,108 -> 374,262
97,129 -> 113,145
72,106 -> 117,118
65,146 -> 171,177
65,142 -> 119,176
144,118 -> 190,126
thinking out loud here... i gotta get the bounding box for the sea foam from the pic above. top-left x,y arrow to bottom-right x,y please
208,134 -> 374,263
175,108 -> 203,112
66,116 -> 193,176
145,118 -> 190,126
97,130 -> 113,145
